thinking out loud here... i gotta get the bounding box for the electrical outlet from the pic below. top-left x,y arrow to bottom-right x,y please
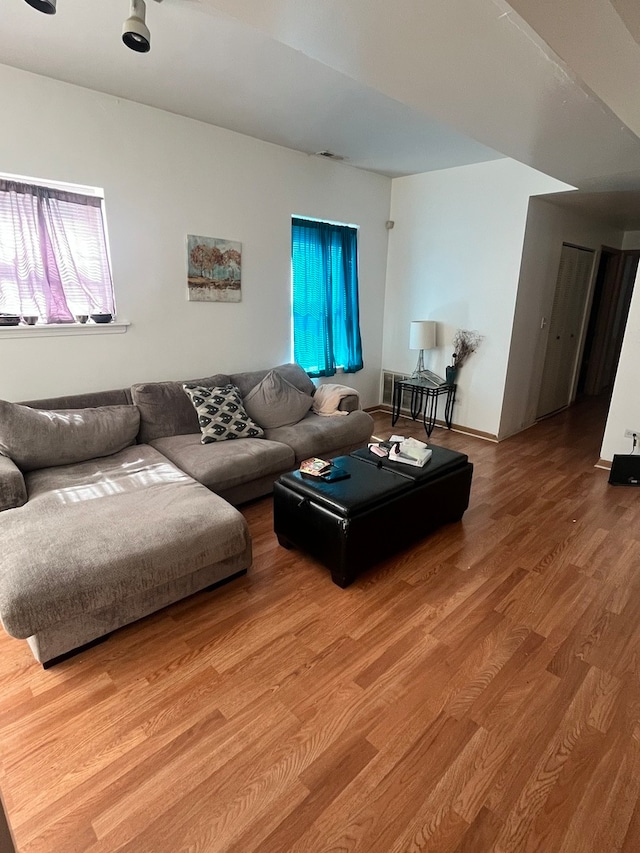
624,429 -> 640,439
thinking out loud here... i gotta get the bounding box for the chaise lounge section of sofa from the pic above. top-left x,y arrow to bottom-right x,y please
0,392 -> 252,666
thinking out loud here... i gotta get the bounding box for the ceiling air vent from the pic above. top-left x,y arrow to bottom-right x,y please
315,151 -> 346,161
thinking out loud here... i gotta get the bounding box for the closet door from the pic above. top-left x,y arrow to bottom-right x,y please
537,244 -> 594,418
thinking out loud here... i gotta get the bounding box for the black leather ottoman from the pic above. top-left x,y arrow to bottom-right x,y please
273,445 -> 473,587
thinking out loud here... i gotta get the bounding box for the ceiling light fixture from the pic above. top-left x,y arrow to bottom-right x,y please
24,0 -> 56,13
122,0 -> 151,53
23,0 -> 158,53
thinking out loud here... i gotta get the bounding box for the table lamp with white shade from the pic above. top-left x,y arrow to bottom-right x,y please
410,320 -> 437,378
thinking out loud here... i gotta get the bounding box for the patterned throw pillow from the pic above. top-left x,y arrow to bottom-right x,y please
183,384 -> 264,443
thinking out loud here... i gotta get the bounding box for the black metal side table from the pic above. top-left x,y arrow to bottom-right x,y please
392,377 -> 456,436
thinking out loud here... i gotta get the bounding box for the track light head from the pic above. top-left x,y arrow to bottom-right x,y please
122,0 -> 150,53
24,0 -> 56,13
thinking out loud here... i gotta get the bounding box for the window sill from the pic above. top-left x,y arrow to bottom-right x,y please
0,321 -> 130,340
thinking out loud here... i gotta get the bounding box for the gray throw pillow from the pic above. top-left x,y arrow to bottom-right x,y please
243,369 -> 313,429
0,400 -> 140,472
230,362 -> 316,399
183,384 -> 264,443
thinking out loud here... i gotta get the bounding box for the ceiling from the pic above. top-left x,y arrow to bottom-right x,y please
534,190 -> 640,232
3,0 -> 640,227
612,0 -> 640,46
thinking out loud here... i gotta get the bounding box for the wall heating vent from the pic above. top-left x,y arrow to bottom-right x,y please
380,370 -> 412,412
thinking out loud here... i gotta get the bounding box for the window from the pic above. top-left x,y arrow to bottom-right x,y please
291,217 -> 363,377
0,177 -> 114,323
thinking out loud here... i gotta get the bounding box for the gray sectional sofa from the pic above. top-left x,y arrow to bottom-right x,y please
0,363 -> 374,666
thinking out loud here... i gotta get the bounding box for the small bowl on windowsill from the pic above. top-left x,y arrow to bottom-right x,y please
0,314 -> 21,326
90,313 -> 113,324
22,316 -> 38,325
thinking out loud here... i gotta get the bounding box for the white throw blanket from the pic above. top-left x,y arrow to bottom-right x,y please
312,383 -> 359,416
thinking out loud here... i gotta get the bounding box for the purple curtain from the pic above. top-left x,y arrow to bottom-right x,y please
0,181 -> 114,322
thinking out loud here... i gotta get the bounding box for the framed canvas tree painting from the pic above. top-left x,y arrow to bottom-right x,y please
187,235 -> 242,302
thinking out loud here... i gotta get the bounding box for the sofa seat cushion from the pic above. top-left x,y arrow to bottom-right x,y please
264,410 -> 375,463
150,434 -> 294,493
0,445 -> 249,640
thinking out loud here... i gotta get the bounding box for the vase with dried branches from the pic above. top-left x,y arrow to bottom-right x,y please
447,329 -> 482,383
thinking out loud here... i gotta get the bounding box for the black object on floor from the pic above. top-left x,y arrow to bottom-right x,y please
609,454 -> 640,486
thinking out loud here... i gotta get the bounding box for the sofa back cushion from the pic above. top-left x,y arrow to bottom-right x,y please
20,388 -> 132,410
131,374 -> 231,443
0,455 -> 28,511
243,369 -> 313,429
229,363 -> 315,400
0,400 -> 140,472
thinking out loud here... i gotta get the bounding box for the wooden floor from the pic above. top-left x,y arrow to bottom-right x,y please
2,396 -> 640,852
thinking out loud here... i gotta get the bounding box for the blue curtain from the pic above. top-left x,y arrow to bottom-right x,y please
292,217 -> 363,377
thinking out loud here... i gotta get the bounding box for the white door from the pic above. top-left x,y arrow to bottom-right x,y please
537,244 -> 594,418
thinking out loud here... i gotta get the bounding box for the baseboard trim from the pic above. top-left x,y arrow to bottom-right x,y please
368,406 -> 498,443
595,458 -> 612,470
450,424 -> 498,442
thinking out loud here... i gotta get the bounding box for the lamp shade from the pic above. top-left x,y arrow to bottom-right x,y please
409,320 -> 436,351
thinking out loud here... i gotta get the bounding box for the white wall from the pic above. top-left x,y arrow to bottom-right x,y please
500,198 -> 624,439
601,265 -> 640,460
0,64 -> 391,405
623,231 -> 640,250
382,159 -> 568,437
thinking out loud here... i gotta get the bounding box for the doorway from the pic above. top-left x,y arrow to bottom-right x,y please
577,247 -> 639,397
